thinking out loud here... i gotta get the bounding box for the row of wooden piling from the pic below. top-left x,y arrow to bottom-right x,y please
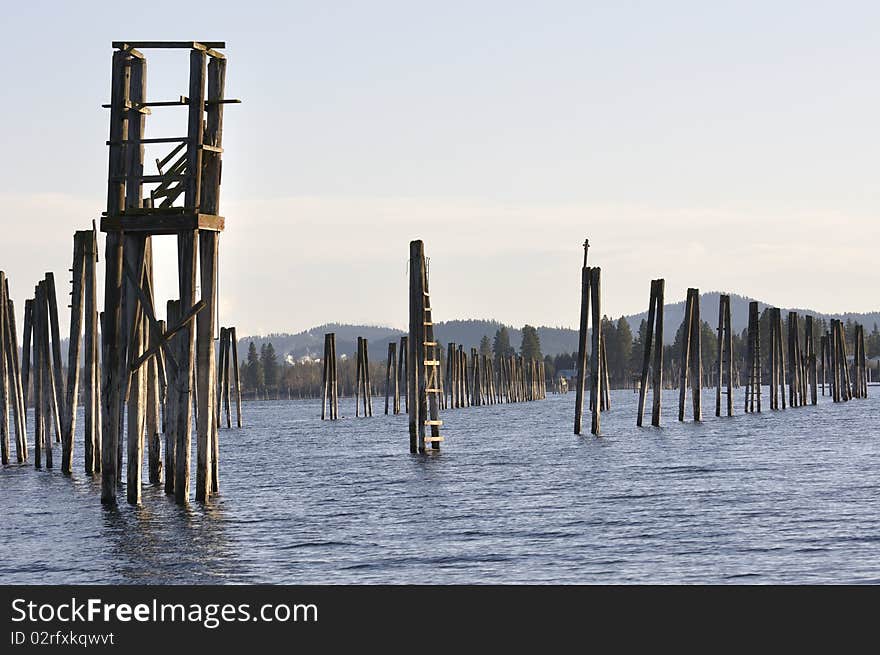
444,348 -> 546,408
1,229 -> 243,505
629,280 -> 869,431
319,330 -> 547,421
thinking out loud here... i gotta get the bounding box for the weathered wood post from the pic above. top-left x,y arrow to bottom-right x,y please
45,272 -> 65,440
839,321 -> 852,401
146,320 -> 162,484
601,337 -> 611,411
355,336 -> 363,417
329,333 -> 338,419
769,308 -> 778,410
787,312 -> 800,408
446,343 -> 456,409
83,230 -> 98,473
33,286 -> 45,468
384,341 -> 397,415
589,267 -> 602,435
462,347 -> 470,407
163,306 -> 178,495
322,333 -> 332,419
678,289 -> 696,421
404,243 -> 443,446
715,294 -> 733,417
637,281 -> 658,426
229,327 -> 242,427
61,233 -> 86,474
4,287 -> 26,462
398,336 -> 407,413
393,340 -> 402,414
651,280 -> 664,426
805,315 -> 817,405
22,300 -> 33,419
0,273 -> 7,466
689,289 -> 702,421
744,301 -> 757,413
775,309 -> 787,409
363,338 -> 373,417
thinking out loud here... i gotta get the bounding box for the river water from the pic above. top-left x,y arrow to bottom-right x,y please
1,389 -> 878,584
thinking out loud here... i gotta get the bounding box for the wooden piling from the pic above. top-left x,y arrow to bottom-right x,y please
229,327 -> 242,427
408,242 -> 425,452
650,280 -> 664,426
589,267 -> 602,435
5,291 -> 26,462
321,333 -> 331,420
82,231 -> 97,473
385,341 -> 396,415
44,272 -> 65,440
398,336 -> 407,413
678,289 -> 695,421
716,294 -> 733,417
0,273 -> 8,466
61,233 -> 86,474
636,280 -> 657,427
33,286 -> 45,468
805,315 -> 817,405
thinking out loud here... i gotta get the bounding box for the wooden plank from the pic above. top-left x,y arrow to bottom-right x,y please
128,300 -> 205,372
112,41 -> 225,50
101,213 -> 225,234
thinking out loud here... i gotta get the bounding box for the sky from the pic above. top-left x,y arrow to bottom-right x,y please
0,1 -> 878,337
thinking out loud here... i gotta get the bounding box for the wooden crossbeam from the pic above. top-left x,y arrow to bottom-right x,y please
130,300 -> 206,373
102,98 -> 241,109
122,261 -> 180,375
156,142 -> 187,172
113,41 -> 226,50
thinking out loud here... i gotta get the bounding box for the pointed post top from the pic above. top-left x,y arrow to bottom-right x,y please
582,239 -> 590,268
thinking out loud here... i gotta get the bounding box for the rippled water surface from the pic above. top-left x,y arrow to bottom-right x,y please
2,389 -> 879,584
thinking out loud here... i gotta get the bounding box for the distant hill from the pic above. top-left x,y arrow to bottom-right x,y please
237,293 -> 880,361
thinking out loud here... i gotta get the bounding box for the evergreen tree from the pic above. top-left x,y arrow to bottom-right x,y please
244,341 -> 263,390
261,342 -> 279,389
520,324 -> 542,360
479,334 -> 492,357
493,326 -> 513,359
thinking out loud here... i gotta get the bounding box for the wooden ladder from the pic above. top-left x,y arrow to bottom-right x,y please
422,292 -> 444,447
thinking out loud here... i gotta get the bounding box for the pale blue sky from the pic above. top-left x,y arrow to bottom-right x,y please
1,1 -> 877,336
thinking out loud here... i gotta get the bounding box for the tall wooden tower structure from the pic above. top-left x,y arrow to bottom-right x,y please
100,41 -> 236,505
